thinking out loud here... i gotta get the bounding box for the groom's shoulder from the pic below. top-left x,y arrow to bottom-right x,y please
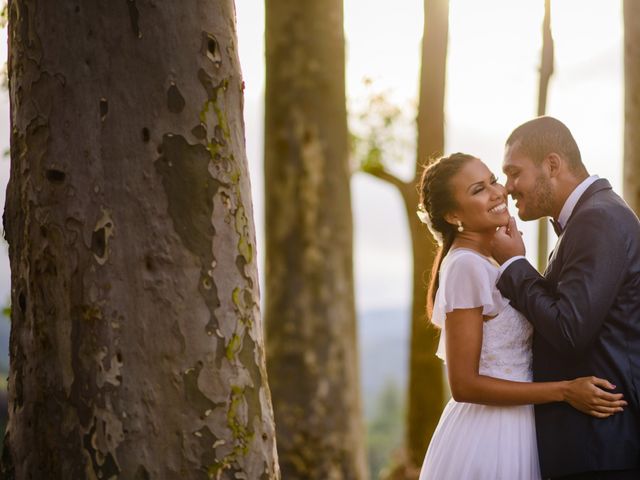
571,188 -> 640,241
579,181 -> 638,222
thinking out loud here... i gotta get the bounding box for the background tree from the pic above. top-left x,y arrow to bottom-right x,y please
358,0 -> 450,477
535,0 -> 555,271
2,1 -> 279,478
624,0 -> 640,215
264,0 -> 367,478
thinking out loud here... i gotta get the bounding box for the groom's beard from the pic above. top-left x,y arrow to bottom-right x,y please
518,174 -> 554,221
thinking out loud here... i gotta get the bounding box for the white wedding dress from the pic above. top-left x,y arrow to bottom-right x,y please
419,248 -> 542,480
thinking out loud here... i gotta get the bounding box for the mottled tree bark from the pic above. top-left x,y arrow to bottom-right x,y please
264,0 -> 367,479
2,1 -> 279,478
624,0 -> 640,215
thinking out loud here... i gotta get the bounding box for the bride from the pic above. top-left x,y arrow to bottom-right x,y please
416,153 -> 625,479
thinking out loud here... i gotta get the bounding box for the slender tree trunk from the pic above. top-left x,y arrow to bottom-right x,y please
405,0 -> 449,474
362,3 -> 449,479
2,1 -> 279,478
624,0 -> 640,215
536,0 -> 554,271
264,1 -> 367,479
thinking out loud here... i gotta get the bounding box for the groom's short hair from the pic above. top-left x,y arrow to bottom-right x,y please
506,116 -> 585,175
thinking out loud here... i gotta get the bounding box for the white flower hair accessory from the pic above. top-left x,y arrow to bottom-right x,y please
416,203 -> 444,246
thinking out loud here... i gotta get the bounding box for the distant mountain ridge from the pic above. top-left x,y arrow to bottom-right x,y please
358,307 -> 409,418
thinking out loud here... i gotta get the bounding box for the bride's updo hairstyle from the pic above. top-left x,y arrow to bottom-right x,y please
418,152 -> 476,316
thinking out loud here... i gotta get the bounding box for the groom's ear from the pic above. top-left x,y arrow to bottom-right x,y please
545,152 -> 562,178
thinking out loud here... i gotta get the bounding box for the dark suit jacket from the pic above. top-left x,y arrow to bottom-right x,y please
497,179 -> 640,478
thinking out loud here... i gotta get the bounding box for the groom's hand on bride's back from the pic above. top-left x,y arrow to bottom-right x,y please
491,216 -> 526,265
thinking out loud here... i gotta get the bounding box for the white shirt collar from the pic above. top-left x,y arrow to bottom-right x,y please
557,175 -> 599,228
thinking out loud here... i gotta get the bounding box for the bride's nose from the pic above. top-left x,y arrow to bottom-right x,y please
489,183 -> 507,198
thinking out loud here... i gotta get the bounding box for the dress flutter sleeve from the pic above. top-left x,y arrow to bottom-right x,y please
431,250 -> 509,362
440,253 -> 507,316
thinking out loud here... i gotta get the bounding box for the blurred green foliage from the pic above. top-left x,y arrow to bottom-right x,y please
366,379 -> 404,479
0,300 -> 8,439
0,3 -> 6,29
349,78 -> 415,176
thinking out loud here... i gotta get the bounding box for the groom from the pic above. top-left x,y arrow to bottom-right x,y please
491,116 -> 640,480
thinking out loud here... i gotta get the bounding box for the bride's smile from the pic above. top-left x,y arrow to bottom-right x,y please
443,157 -> 510,238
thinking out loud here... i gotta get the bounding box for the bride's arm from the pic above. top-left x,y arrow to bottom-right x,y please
445,307 -> 627,418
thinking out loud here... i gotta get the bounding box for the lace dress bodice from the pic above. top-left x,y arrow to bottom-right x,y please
477,303 -> 533,381
432,248 -> 533,382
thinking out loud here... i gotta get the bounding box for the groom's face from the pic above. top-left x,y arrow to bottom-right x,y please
502,144 -> 554,221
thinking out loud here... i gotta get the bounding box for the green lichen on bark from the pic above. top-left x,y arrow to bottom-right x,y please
234,205 -> 252,264
207,385 -> 256,477
227,385 -> 254,455
225,333 -> 241,361
231,287 -> 242,309
198,71 -> 230,160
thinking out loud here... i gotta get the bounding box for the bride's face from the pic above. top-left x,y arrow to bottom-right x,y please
446,158 -> 509,232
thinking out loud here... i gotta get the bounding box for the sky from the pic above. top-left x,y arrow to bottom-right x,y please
0,0 -> 625,315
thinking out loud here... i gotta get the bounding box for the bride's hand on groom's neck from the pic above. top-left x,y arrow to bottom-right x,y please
491,216 -> 526,265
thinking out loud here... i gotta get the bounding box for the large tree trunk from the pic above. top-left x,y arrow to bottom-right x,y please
2,1 -> 279,478
404,0 -> 449,474
624,0 -> 640,215
264,0 -> 367,479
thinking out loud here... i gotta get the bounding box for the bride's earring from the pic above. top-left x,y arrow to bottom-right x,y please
457,220 -> 464,232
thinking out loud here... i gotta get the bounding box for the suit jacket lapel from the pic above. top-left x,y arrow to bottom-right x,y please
544,178 -> 612,278
563,178 -> 612,230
